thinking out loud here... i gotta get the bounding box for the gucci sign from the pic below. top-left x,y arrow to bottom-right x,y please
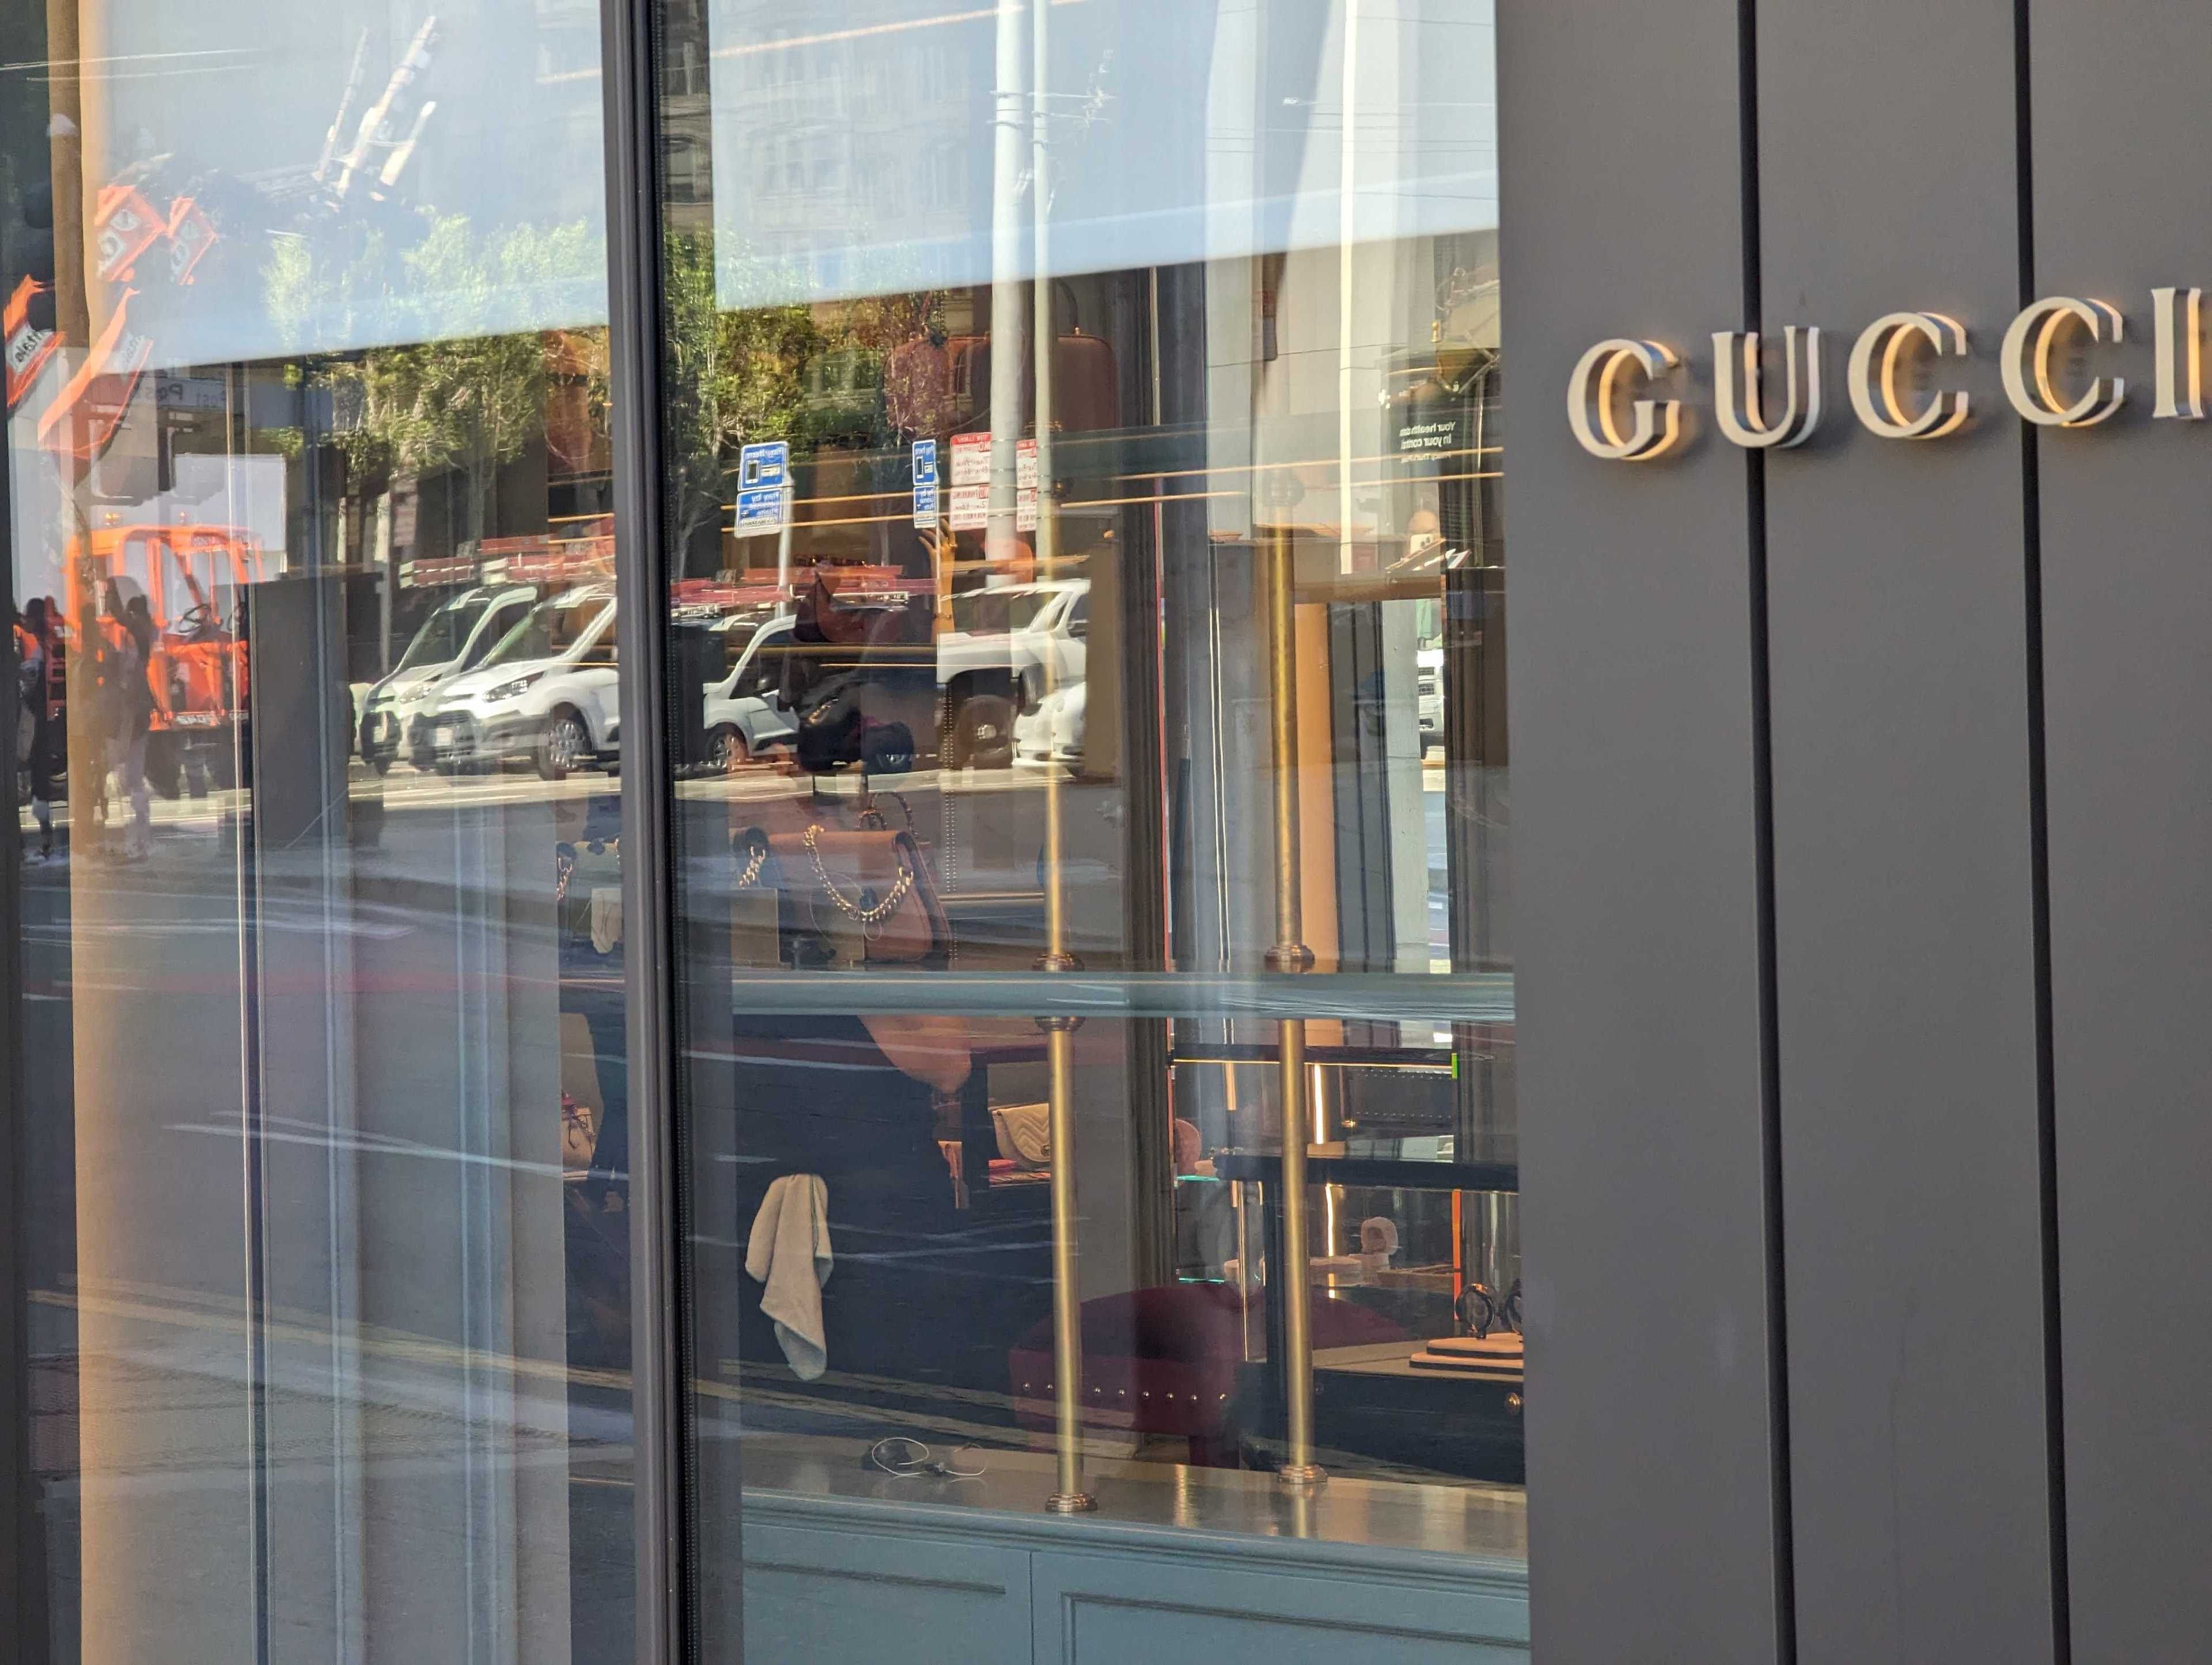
1567,289 -> 2202,459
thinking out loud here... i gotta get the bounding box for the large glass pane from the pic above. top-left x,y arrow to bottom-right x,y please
3,5 -> 634,1658
657,0 -> 1518,1649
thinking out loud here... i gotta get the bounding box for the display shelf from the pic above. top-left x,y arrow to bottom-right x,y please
1214,1150 -> 1519,1194
724,968 -> 1514,1024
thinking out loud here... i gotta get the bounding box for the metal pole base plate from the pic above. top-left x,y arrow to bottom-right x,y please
1046,1492 -> 1100,1515
1275,1463 -> 1330,1489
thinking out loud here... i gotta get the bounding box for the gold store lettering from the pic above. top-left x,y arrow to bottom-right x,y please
1570,291 -> 2205,457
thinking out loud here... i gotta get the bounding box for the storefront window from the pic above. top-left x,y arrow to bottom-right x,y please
2,0 -> 1523,1656
653,0 -> 1518,1646
3,4 -> 634,1658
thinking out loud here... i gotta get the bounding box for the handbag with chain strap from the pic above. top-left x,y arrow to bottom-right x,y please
770,824 -> 950,968
734,803 -> 972,1093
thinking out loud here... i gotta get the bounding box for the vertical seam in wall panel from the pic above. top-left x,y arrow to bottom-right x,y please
1739,3 -> 1798,1660
2013,4 -> 2073,1661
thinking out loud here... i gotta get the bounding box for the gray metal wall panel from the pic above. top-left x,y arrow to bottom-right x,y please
1757,4 -> 2057,1660
1498,6 -> 1783,1662
2028,10 -> 2212,1660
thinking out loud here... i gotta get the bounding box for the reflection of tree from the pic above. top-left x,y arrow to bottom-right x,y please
661,231 -> 816,572
266,214 -> 604,549
263,211 -> 958,578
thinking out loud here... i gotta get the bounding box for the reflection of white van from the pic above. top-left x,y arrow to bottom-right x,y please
1418,645 -> 1444,753
1014,678 -> 1086,766
357,585 -> 537,772
936,579 -> 1089,768
423,585 -> 620,779
1416,597 -> 1444,754
702,614 -> 798,769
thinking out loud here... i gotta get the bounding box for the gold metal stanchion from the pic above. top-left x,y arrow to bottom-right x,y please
1264,518 -> 1327,1489
1032,0 -> 1093,1507
1035,548 -> 1095,1514
1040,1000 -> 1093,1514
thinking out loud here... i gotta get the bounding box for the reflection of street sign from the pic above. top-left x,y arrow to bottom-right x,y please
949,432 -> 989,530
735,439 -> 789,532
1017,437 -> 1039,532
945,434 -> 1044,533
949,432 -> 989,483
911,438 -> 940,528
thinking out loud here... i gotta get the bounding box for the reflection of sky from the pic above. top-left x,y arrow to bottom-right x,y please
708,0 -> 1498,310
48,0 -> 1497,366
83,0 -> 610,369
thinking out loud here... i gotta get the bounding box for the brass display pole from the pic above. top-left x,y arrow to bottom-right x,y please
1030,0 -> 1092,1508
1037,638 -> 1094,1513
1264,518 -> 1327,1489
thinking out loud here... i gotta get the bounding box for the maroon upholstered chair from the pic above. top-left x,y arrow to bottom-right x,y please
1009,1283 -> 1409,1467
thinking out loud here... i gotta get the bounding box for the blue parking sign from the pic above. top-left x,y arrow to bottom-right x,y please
735,440 -> 789,532
911,439 -> 940,528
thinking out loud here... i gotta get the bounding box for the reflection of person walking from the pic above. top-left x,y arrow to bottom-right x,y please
111,592 -> 157,862
14,599 -> 56,858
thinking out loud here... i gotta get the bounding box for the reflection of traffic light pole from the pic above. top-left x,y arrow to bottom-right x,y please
44,0 -> 89,347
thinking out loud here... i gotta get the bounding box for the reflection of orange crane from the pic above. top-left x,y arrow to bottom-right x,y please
63,526 -> 264,769
22,183 -> 207,469
7,18 -> 441,469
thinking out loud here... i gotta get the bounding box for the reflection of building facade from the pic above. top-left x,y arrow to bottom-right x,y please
708,0 -> 979,287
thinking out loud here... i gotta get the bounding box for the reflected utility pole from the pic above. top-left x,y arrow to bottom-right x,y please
987,0 -> 1027,579
1336,0 -> 1359,577
1029,0 -> 1054,577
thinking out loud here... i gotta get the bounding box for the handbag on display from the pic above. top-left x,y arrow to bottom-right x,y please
729,824 -> 785,969
769,817 -> 973,1095
555,837 -> 623,958
770,823 -> 950,969
953,283 -> 1122,434
730,790 -> 975,1093
560,1092 -> 598,1175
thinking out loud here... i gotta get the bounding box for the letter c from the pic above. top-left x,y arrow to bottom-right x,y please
1848,312 -> 1971,439
2002,296 -> 2125,427
1567,339 -> 1684,461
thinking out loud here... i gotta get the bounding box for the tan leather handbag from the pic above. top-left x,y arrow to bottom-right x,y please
771,824 -> 951,968
738,810 -> 974,1092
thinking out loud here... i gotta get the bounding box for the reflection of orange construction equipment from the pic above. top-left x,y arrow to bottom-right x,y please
63,525 -> 266,750
37,182 -> 180,468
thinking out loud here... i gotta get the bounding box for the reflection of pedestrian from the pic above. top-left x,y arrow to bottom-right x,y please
15,598 -> 56,858
108,591 -> 156,861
